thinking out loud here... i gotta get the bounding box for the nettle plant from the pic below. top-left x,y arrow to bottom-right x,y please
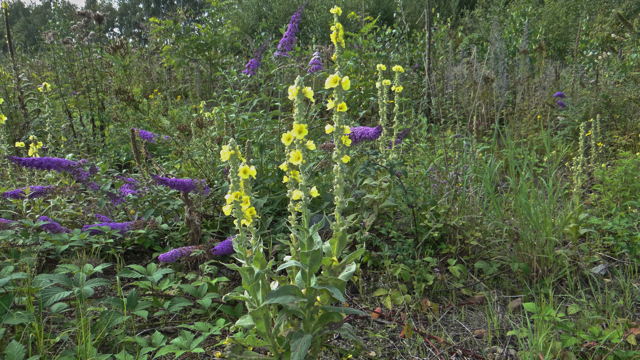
218,6 -> 366,360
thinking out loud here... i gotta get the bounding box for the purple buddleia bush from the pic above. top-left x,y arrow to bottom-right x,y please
82,221 -> 134,235
349,126 -> 383,146
274,1 -> 307,57
38,216 -> 71,234
211,236 -> 235,256
3,185 -> 55,200
158,246 -> 199,263
152,175 -> 210,196
134,128 -> 169,143
8,157 -> 94,186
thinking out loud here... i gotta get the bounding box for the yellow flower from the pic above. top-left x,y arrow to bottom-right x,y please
279,161 -> 288,172
38,82 -> 51,92
0,98 -> 3,104
585,131 -> 592,136
288,85 -> 299,100
222,204 -> 232,216
244,207 -> 257,220
292,190 -> 303,200
240,196 -> 251,210
330,6 -> 342,15
325,124 -> 335,134
392,85 -> 403,93
289,150 -> 303,165
232,191 -> 242,201
306,140 -> 316,150
598,142 -> 603,147
310,186 -> 319,198
220,146 -> 231,161
301,87 -> 314,101
290,170 -> 301,182
327,99 -> 335,110
325,74 -> 341,89
36,141 -> 43,148
376,64 -> 386,71
341,135 -> 352,147
248,166 -> 257,178
382,79 -> 391,86
215,352 -> 223,358
283,176 -> 289,183
149,94 -> 153,99
238,164 -> 253,179
341,76 -> 351,91
0,114 -> 6,124
343,126 -> 351,134
336,102 -> 347,112
341,155 -> 351,163
225,193 -> 234,204
392,65 -> 405,73
292,123 -> 308,139
177,95 -> 181,100
281,132 -> 294,146
29,135 -> 37,140
15,142 -> 25,147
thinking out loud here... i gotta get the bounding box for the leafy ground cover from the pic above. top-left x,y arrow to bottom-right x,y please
1,0 -> 640,359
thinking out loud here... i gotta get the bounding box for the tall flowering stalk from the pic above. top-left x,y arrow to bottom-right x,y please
376,64 -> 391,153
280,76 -> 319,259
220,139 -> 259,264
390,65 -> 405,155
242,37 -> 270,76
325,6 -> 351,232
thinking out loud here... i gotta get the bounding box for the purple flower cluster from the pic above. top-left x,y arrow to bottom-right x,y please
307,51 -> 323,74
389,127 -> 412,148
152,175 -> 210,196
118,177 -> 140,197
211,236 -> 235,256
0,218 -> 18,230
349,126 -> 383,146
94,213 -> 112,222
243,38 -> 270,76
38,216 -> 71,234
3,185 -> 55,200
554,92 -> 567,109
134,128 -> 169,143
82,221 -> 134,235
8,157 -> 93,185
158,246 -> 198,263
274,1 -> 307,57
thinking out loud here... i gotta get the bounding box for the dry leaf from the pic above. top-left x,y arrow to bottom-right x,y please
421,298 -> 431,311
371,307 -> 382,319
474,329 -> 489,339
401,312 -> 407,321
508,298 -> 523,310
470,294 -> 486,304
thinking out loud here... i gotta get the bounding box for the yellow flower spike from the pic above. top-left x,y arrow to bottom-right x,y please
279,162 -> 288,172
222,204 -> 232,216
238,164 -> 253,179
287,85 -> 299,101
382,79 -> 391,86
327,98 -> 335,110
330,6 -> 342,15
281,132 -> 294,146
341,135 -> 352,147
336,102 -> 347,112
283,176 -> 289,183
289,150 -> 303,166
15,142 -> 25,148
240,196 -> 251,210
301,87 -> 314,101
290,170 -> 301,182
325,124 -> 335,134
292,190 -> 303,200
325,74 -> 341,89
341,76 -> 351,91
376,64 -> 386,71
310,186 -> 319,198
220,145 -> 231,161
392,65 -> 405,73
292,123 -> 308,139
341,155 -> 351,163
306,140 -> 316,151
